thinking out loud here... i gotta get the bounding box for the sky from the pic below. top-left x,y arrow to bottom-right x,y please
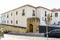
0,0 -> 60,14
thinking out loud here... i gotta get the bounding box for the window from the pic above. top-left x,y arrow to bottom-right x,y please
55,13 -> 58,17
11,13 -> 12,16
45,18 -> 47,24
32,10 -> 35,16
16,11 -> 18,15
7,14 -> 9,18
58,22 -> 60,25
22,9 -> 25,16
11,20 -> 12,24
45,11 -> 47,16
54,22 -> 56,24
16,20 -> 18,24
51,13 -> 52,17
7,20 -> 9,23
45,18 -> 46,21
58,22 -> 60,24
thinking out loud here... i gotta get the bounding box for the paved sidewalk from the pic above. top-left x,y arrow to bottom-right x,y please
5,33 -> 44,37
1,34 -> 60,40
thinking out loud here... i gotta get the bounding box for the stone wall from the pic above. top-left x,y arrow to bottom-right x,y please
0,24 -> 26,34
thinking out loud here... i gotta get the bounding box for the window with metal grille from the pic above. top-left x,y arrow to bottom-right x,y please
45,18 -> 46,21
22,9 -> 25,16
55,13 -> 58,17
45,11 -> 47,16
51,13 -> 52,17
11,13 -> 12,16
16,11 -> 18,15
32,10 -> 35,16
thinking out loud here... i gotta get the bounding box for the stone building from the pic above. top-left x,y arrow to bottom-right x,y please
1,5 -> 60,33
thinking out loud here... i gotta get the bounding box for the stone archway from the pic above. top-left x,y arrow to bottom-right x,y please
26,17 -> 40,33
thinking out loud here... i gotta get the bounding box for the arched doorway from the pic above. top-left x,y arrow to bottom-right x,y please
29,24 -> 33,33
27,17 -> 40,33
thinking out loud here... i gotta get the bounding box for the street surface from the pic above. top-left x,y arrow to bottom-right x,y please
0,34 -> 60,40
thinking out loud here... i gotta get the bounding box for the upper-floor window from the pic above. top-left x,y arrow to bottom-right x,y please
16,11 -> 18,15
32,10 -> 35,16
7,14 -> 9,18
16,20 -> 18,24
22,9 -> 25,16
45,11 -> 47,16
51,13 -> 52,17
11,13 -> 12,16
11,20 -> 12,24
55,13 -> 58,17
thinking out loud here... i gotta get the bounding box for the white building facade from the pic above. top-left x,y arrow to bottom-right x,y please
1,5 -> 60,28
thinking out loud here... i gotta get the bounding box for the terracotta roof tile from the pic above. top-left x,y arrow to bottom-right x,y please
51,8 -> 58,12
